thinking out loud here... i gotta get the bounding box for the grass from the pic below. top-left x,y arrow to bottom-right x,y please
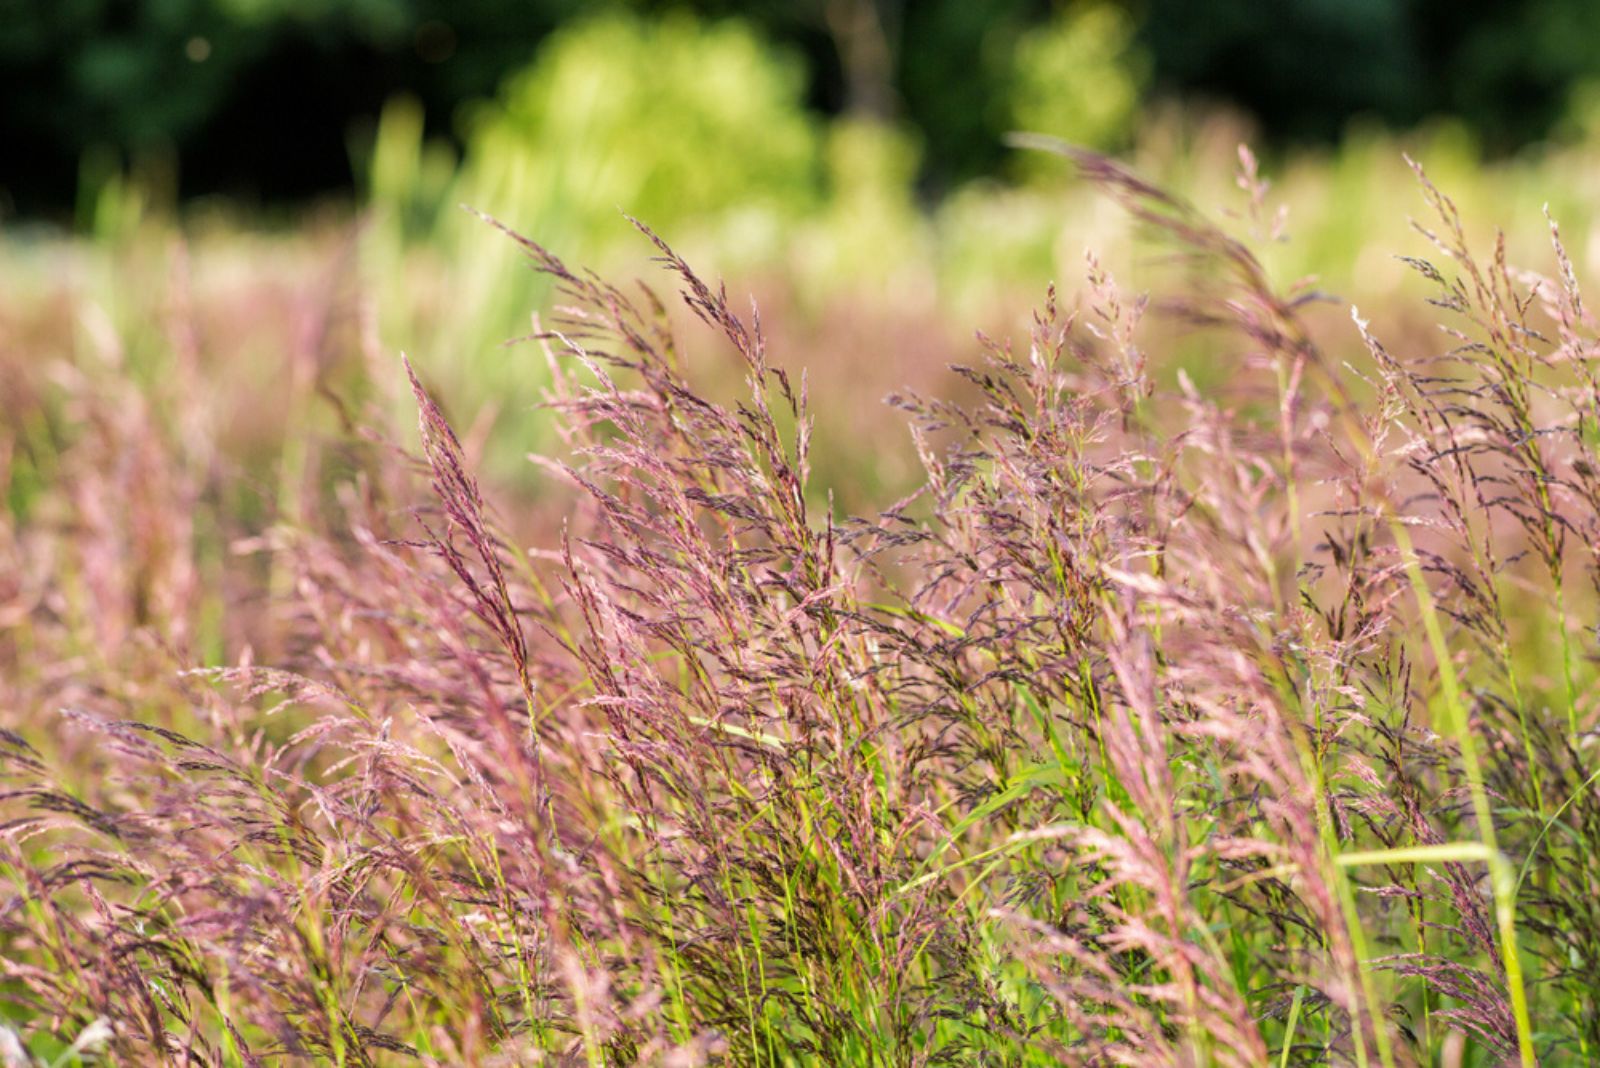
4,144 -> 1600,1065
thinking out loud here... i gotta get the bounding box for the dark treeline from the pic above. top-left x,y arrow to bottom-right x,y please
4,0 -> 1597,219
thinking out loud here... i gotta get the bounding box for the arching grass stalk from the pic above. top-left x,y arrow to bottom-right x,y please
1387,518 -> 1535,1068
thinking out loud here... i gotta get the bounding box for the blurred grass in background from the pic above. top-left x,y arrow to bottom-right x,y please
11,2 -> 1600,507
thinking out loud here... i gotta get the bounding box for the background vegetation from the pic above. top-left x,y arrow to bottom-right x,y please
11,0 -> 1600,215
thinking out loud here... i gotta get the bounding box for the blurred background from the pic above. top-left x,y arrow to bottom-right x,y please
9,0 -> 1600,515
10,0 -> 1600,217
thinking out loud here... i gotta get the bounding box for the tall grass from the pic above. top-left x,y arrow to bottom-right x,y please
4,147 -> 1600,1065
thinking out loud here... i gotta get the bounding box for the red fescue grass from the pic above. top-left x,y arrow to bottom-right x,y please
4,147 -> 1600,1065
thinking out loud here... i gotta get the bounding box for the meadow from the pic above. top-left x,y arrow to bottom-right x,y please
8,29 -> 1600,1064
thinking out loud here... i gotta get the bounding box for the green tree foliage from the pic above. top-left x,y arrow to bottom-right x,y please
0,0 -> 582,215
1008,1 -> 1145,161
458,11 -> 822,235
6,0 -> 1600,218
1137,0 -> 1600,150
1136,0 -> 1414,143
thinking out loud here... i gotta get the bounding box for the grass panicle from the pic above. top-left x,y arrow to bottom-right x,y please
3,151 -> 1600,1065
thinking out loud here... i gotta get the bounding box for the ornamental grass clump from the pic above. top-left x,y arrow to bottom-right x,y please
4,146 -> 1600,1065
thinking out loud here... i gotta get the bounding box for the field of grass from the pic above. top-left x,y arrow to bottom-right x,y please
7,122 -> 1600,1066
